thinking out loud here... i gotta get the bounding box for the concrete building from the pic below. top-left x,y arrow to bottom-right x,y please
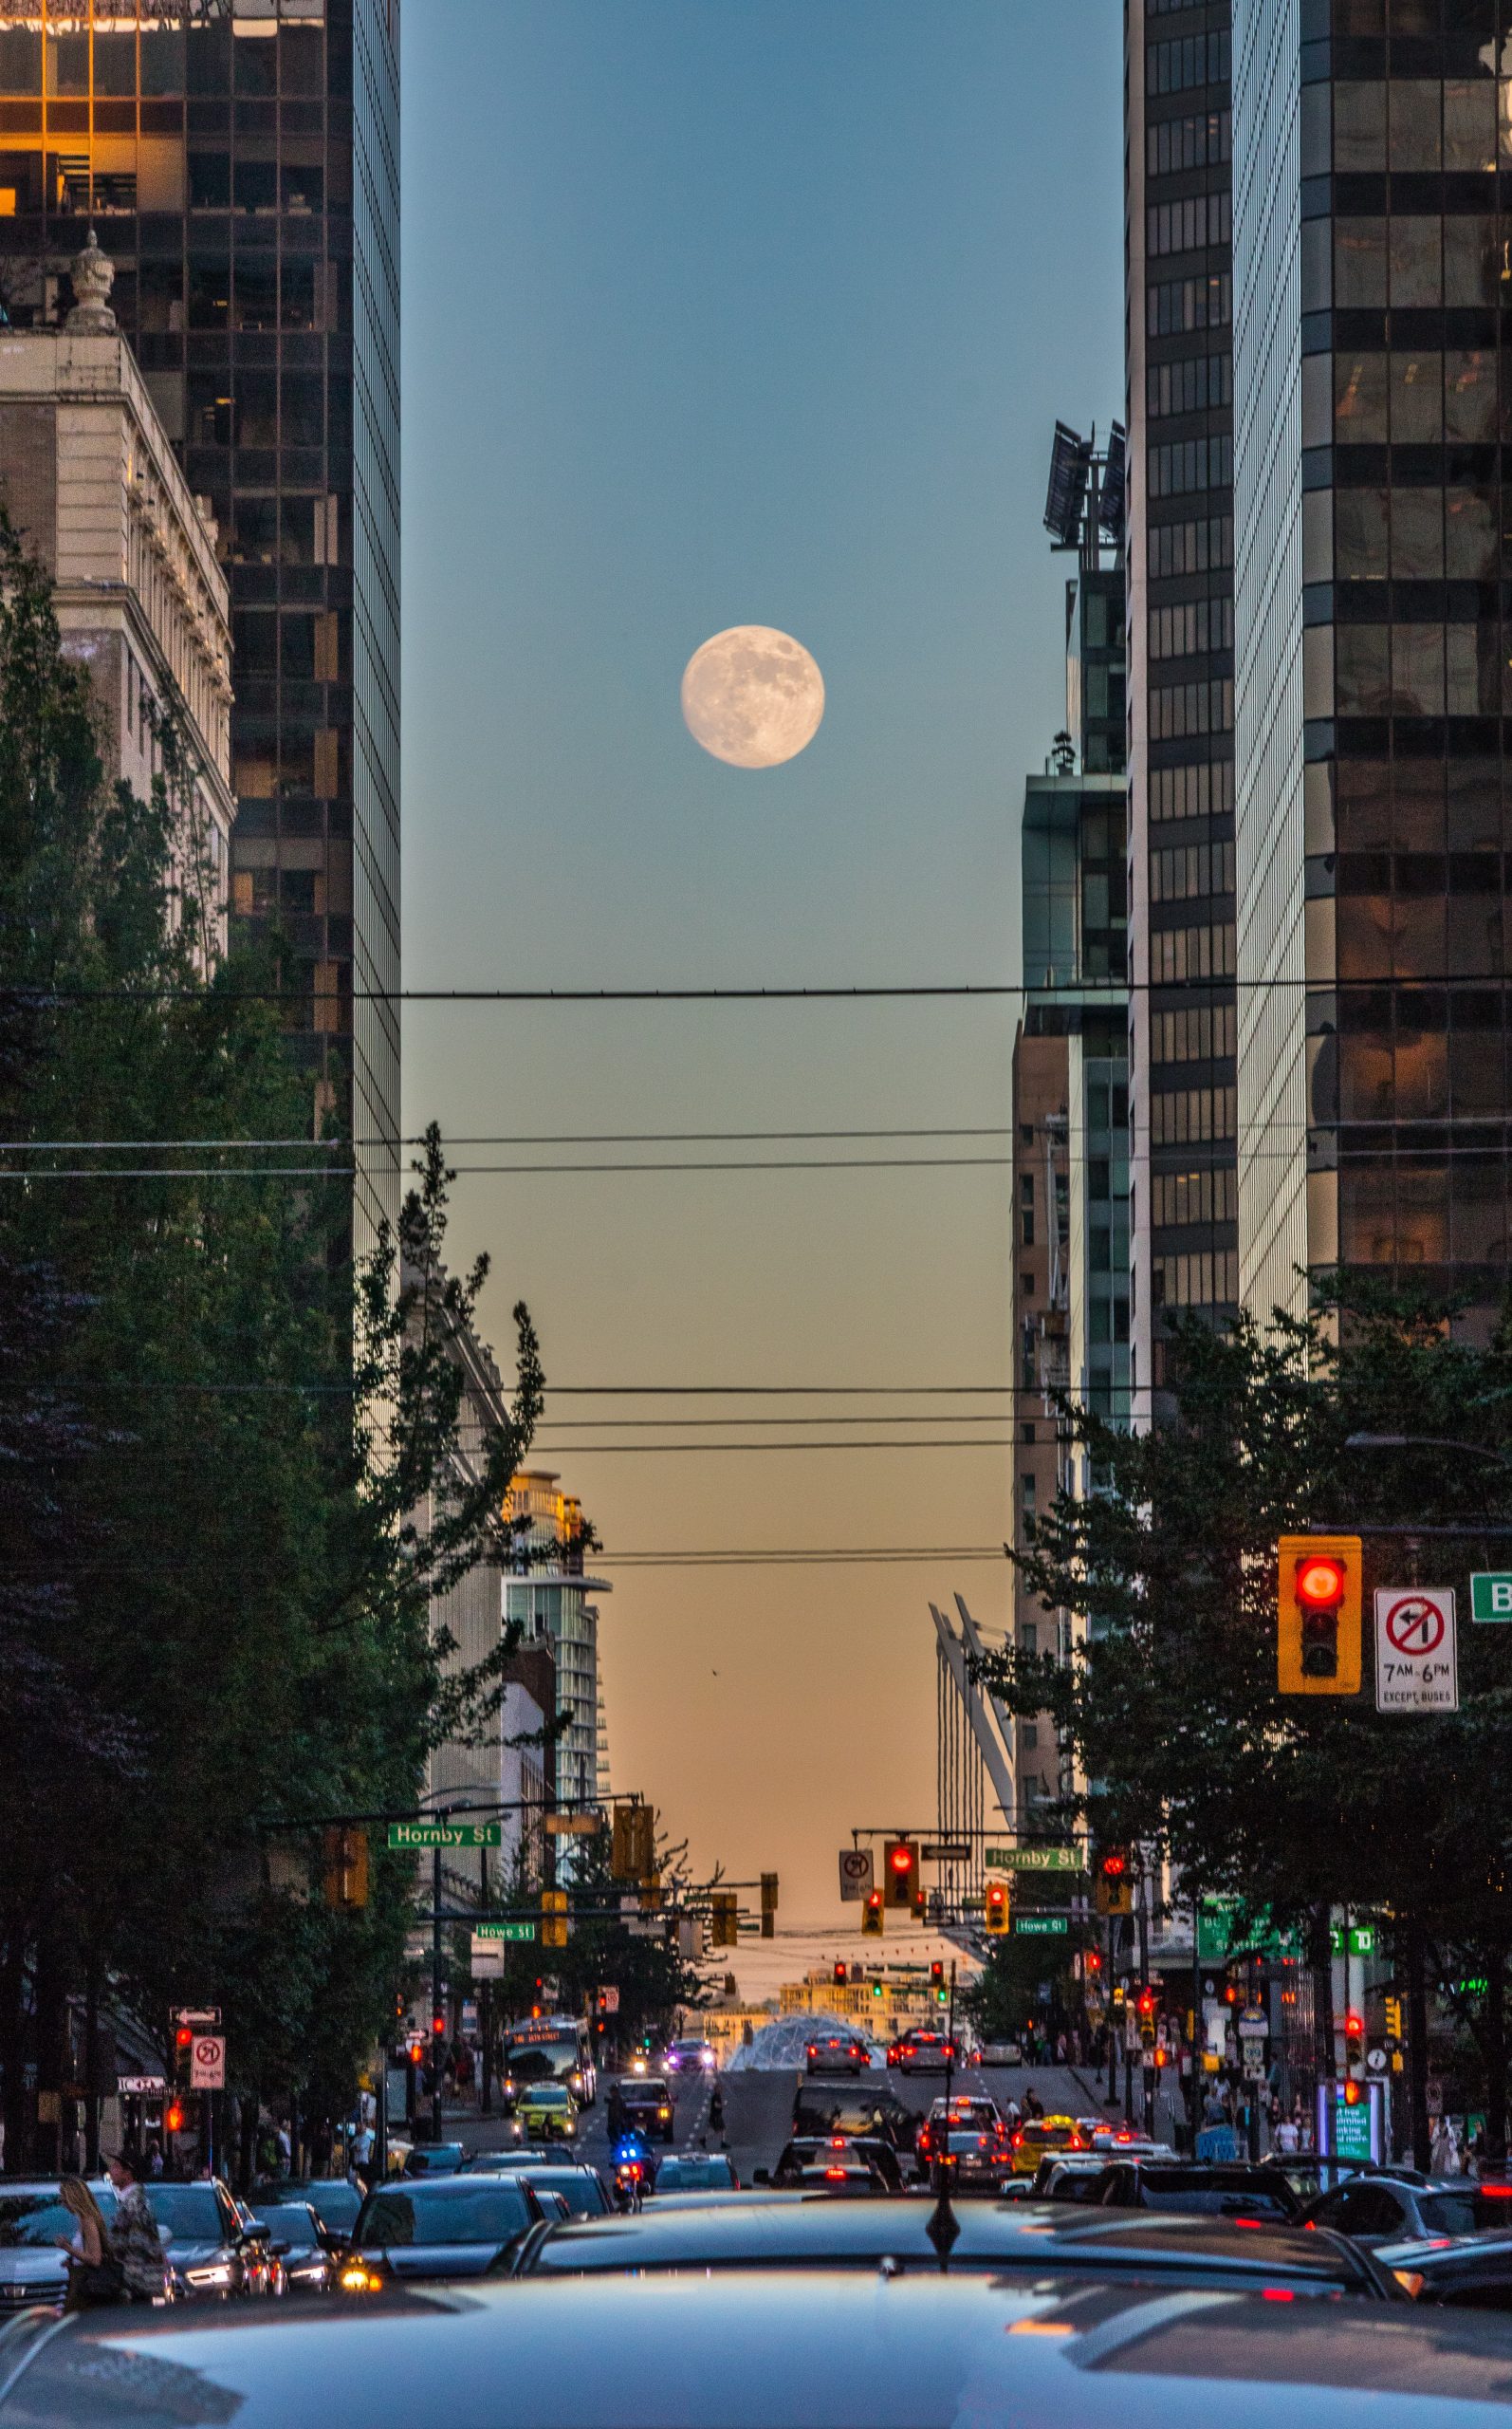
500,1640 -> 555,1891
1125,0 -> 1239,1419
0,232 -> 232,953
0,3 -> 401,1256
505,1469 -> 613,1826
1231,0 -> 1512,1327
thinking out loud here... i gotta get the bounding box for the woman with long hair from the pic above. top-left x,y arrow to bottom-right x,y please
56,2178 -> 123,2309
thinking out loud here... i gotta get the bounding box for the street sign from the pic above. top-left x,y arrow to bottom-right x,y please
1366,2045 -> 1389,2075
1374,1587 -> 1458,1713
190,2035 -> 225,2091
985,1845 -> 1080,1873
544,1811 -> 602,1835
921,1842 -> 972,1863
838,1848 -> 875,1902
470,1938 -> 504,1978
1013,1914 -> 1069,1937
475,1921 -> 536,1942
117,2075 -> 165,2095
387,1821 -> 502,1849
598,1985 -> 620,2014
1329,1923 -> 1376,1956
1238,2012 -> 1267,2038
1472,1573 -> 1512,1622
173,2008 -> 221,2029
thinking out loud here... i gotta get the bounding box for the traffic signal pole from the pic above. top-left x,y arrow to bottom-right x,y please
433,1840 -> 444,2145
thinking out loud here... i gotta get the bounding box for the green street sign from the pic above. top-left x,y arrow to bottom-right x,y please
387,1822 -> 502,1850
1198,1898 -> 1302,1963
985,1846 -> 1081,1873
1472,1574 -> 1512,1622
1329,1924 -> 1376,1957
1013,1914 -> 1069,1937
475,1921 -> 535,1942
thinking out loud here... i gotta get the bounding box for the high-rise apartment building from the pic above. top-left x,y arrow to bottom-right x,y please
0,2 -> 400,1254
1234,0 -> 1512,1326
505,1469 -> 612,1825
1126,0 -> 1239,1419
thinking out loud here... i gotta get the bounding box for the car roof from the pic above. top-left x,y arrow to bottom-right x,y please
519,2197 -> 1379,2285
16,2263 -> 1503,2427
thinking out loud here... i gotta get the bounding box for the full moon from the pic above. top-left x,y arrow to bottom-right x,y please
680,625 -> 825,769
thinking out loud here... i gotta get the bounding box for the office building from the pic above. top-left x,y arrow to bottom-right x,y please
1233,0 -> 1510,1325
1007,434 -> 1130,1809
0,2 -> 400,1256
0,234 -> 233,955
1126,0 -> 1239,1419
505,1469 -> 612,1822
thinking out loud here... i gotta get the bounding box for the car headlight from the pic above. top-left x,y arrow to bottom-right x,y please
338,2262 -> 384,2293
185,2263 -> 235,2289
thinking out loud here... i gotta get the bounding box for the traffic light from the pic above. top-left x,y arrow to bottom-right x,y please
541,1888 -> 569,1949
931,1959 -> 945,1993
1094,1847 -> 1133,1918
407,2036 -> 425,2068
1277,1533 -> 1362,1695
1383,1994 -> 1403,2048
1344,2010 -> 1364,2071
761,1872 -> 779,1939
834,1960 -> 846,1989
861,1889 -> 884,1938
710,1891 -> 739,1949
322,1826 -> 369,1911
1137,1987 -> 1156,2049
173,2025 -> 194,2089
883,1839 -> 919,1910
913,1888 -> 928,1921
985,1882 -> 1009,1937
164,2101 -> 184,2136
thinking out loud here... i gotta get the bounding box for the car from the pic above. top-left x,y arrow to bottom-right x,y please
509,2194 -> 1399,2301
606,2074 -> 675,2144
246,2199 -> 339,2293
511,2167 -> 613,2219
804,2031 -> 869,2076
971,2036 -> 1023,2067
1033,2155 -> 1114,2202
1094,2160 -> 1302,2221
1300,2172 -> 1512,2247
465,2147 -> 564,2174
12,2258 -> 1502,2429
402,2142 -> 471,2177
1377,2230 -> 1512,2308
0,2180 -> 131,2312
790,2084 -> 920,2155
940,2127 -> 1017,2194
649,2154 -> 741,2195
892,2029 -> 960,2075
1261,2152 -> 1382,2200
664,2036 -> 718,2074
144,2179 -> 269,2300
248,2176 -> 362,2236
335,2176 -> 547,2290
1084,2123 -> 1164,2157
787,2159 -> 886,2196
917,2096 -> 1001,2162
765,2136 -> 908,2193
512,2081 -> 581,2143
1007,2115 -> 1089,2175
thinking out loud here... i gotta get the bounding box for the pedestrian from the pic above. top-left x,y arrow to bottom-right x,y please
103,2149 -> 166,2304
56,2179 -> 124,2311
709,2081 -> 725,2136
1023,2086 -> 1044,2121
1056,2032 -> 1067,2066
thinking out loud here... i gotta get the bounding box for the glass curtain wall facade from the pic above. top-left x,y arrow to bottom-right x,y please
0,0 -> 400,1257
1128,0 -> 1239,1418
1236,0 -> 1512,1324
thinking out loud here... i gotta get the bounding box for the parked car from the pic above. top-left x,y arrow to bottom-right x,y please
1094,2161 -> 1302,2221
0,2181 -> 129,2313
336,2176 -> 547,2291
804,2032 -> 869,2077
7,2256 -> 1487,2429
145,2179 -> 270,2300
247,2200 -> 339,2293
1300,2172 -> 1512,2246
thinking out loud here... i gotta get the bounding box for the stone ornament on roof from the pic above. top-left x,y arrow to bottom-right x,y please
66,229 -> 117,335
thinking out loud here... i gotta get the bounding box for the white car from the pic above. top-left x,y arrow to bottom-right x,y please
973,2038 -> 1023,2067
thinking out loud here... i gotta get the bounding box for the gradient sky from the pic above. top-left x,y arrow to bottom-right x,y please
400,1 -> 1122,1933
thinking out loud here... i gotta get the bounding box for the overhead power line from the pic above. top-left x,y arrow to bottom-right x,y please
9,974 -> 1480,1005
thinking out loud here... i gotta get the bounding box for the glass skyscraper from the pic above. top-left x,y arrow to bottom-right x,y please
1127,0 -> 1239,1416
0,0 -> 400,1256
1235,0 -> 1512,1326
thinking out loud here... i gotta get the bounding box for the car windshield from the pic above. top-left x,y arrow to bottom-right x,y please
655,2158 -> 735,2191
621,2080 -> 669,2100
254,2205 -> 321,2240
526,2085 -> 571,2106
144,2186 -> 228,2240
355,2184 -> 532,2247
0,2190 -> 117,2248
519,2171 -> 606,2216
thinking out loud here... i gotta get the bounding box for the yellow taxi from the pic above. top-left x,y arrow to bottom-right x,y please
512,2080 -> 580,2142
1007,2113 -> 1087,2176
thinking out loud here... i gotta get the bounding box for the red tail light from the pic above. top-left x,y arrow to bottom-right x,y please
824,2166 -> 847,2180
1012,2131 -> 1023,2147
1262,2288 -> 1295,2303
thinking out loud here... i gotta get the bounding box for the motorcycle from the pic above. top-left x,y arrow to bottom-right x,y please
612,2132 -> 654,2212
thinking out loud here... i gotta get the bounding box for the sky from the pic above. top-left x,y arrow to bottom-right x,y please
400,1 -> 1123,1938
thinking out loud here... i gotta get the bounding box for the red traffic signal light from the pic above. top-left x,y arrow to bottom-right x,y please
931,1960 -> 945,1988
408,2038 -> 424,2067
432,2013 -> 446,2037
985,1883 -> 1009,1937
1297,1553 -> 1347,1609
174,2025 -> 194,2049
1100,1850 -> 1127,1879
164,2101 -> 184,2135
1343,2078 -> 1362,2107
883,1839 -> 918,1909
1085,1949 -> 1102,1974
1137,1988 -> 1155,2017
834,1960 -> 846,1988
889,1844 -> 913,1873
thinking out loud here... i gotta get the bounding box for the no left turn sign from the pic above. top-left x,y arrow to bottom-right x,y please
190,2033 -> 226,2090
1374,1587 -> 1458,1714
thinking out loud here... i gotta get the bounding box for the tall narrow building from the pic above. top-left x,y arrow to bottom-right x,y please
0,2 -> 400,1256
1233,0 -> 1509,1327
1126,0 -> 1239,1420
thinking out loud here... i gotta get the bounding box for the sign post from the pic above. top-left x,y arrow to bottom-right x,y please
1374,1588 -> 1458,1713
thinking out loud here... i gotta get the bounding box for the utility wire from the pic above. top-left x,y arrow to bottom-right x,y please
7,974 -> 1479,1004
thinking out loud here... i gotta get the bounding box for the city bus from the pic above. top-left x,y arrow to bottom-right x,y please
503,2013 -> 597,2109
